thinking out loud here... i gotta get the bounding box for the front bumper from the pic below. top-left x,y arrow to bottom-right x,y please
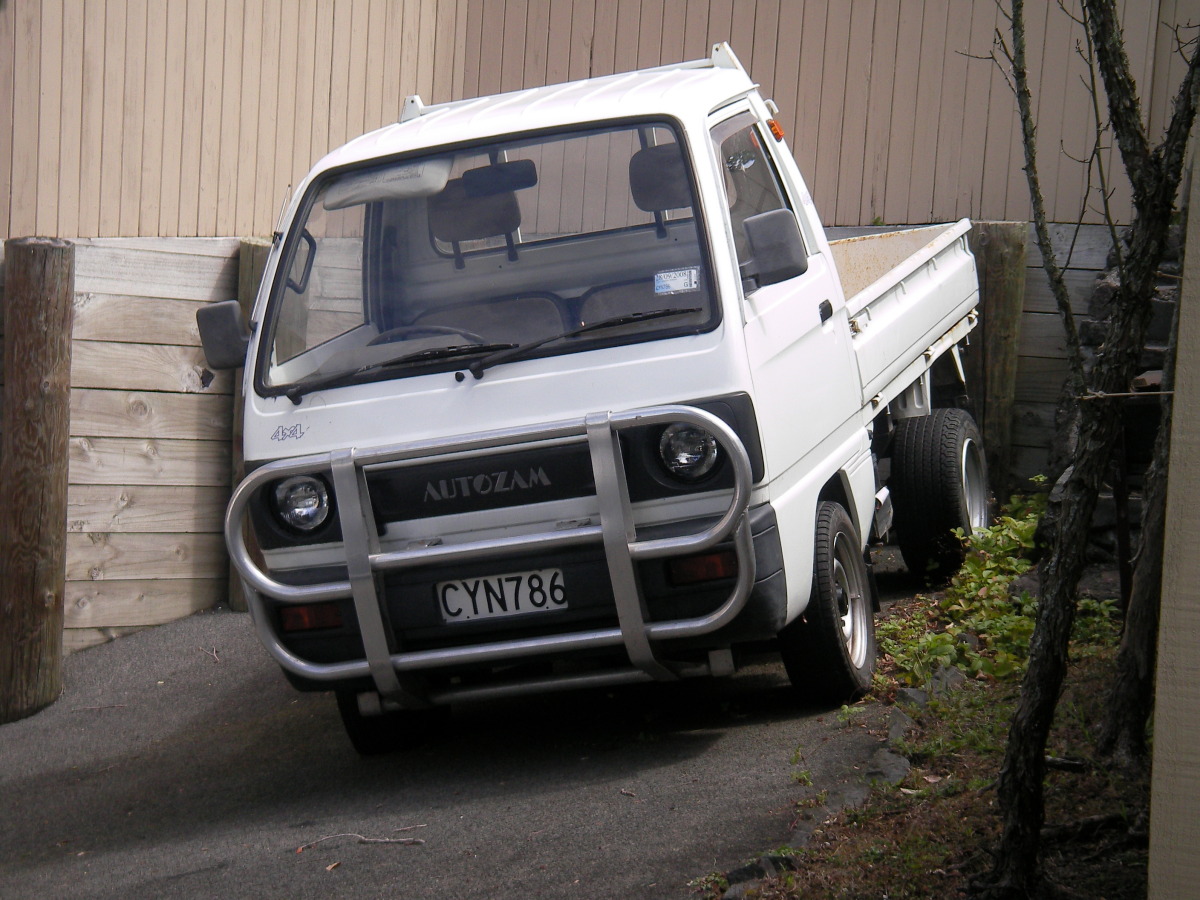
227,406 -> 761,706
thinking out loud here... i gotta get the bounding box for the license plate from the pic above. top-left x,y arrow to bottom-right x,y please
436,568 -> 567,623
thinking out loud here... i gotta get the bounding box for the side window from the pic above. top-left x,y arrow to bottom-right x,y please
710,114 -> 799,266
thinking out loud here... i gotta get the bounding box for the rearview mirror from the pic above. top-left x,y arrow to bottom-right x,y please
196,299 -> 251,370
742,209 -> 808,287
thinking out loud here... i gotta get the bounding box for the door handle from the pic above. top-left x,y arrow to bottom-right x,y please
819,299 -> 833,323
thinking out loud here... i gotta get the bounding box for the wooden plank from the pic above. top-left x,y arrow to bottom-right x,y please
906,0 -> 948,223
198,0 -> 226,236
216,0 -> 244,236
291,0 -> 316,186
69,436 -> 232,486
417,0 -> 439,98
35,0 -> 64,236
860,0 -> 900,224
326,0 -> 352,151
1011,444 -> 1052,482
175,0 -> 207,236
73,243 -> 239,302
73,293 -> 208,346
525,0 -> 552,86
67,483 -> 228,533
158,0 -> 187,237
65,579 -> 224,628
567,0 -> 597,82
882,1 -> 922,225
1022,267 -> 1098,315
344,0 -> 369,144
793,1 -> 827,207
118,0 -> 147,236
637,0 -> 666,70
9,0 -> 41,237
57,1 -> 84,239
70,340 -> 234,393
1011,400 -> 1057,450
930,0 -> 971,221
432,0 -> 459,103
66,532 -> 228,581
658,0 -> 687,64
0,0 -> 14,237
955,0 -> 997,218
235,0 -> 263,235
590,0 -> 618,77
1017,310 -> 1085,359
253,0 -> 283,235
1024,222 -> 1113,270
501,0 -> 530,92
1015,356 -> 1071,405
816,3 -> 851,223
140,1 -> 167,238
63,626 -> 147,654
834,0 -> 873,225
770,0 -> 803,160
70,388 -> 233,440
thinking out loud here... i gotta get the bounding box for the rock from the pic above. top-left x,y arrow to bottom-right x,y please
864,747 -> 911,786
888,707 -> 917,744
895,687 -> 929,709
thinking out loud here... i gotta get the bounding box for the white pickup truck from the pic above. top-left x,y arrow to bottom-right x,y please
199,44 -> 987,754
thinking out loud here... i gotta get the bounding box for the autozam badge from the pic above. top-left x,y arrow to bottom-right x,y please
423,467 -> 551,502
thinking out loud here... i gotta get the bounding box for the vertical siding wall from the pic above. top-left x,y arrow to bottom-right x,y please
459,0 -> 1197,227
0,0 -> 467,240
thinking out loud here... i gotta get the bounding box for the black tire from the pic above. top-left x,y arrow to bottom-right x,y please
335,690 -> 447,756
890,408 -> 990,581
779,501 -> 876,705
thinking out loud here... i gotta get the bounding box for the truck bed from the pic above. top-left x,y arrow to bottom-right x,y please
829,219 -> 979,409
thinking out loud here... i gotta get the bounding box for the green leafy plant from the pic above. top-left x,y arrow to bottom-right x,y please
880,484 -> 1070,685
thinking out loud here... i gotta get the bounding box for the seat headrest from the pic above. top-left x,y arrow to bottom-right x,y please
629,143 -> 693,212
428,179 -> 521,243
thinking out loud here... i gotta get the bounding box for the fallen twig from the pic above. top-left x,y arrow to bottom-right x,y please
200,646 -> 220,663
297,825 -> 427,853
70,705 -> 127,712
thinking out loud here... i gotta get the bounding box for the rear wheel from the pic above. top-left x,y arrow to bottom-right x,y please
891,408 -> 989,580
335,690 -> 448,756
779,501 -> 876,705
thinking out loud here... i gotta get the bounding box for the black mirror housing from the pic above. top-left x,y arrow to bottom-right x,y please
197,299 -> 251,370
742,208 -> 809,287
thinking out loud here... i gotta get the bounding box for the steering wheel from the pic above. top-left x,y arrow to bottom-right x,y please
368,324 -> 486,346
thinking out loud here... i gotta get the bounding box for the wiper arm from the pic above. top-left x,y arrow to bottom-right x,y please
466,307 -> 702,380
285,342 -> 517,404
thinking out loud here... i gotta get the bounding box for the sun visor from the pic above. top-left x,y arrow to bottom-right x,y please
322,157 -> 453,210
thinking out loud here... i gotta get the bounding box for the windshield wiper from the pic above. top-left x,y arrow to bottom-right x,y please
285,342 -> 517,404
466,307 -> 702,380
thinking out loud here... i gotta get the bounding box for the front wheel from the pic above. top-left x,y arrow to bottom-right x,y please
779,501 -> 877,705
335,690 -> 448,756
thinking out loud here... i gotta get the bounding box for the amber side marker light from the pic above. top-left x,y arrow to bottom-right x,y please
667,549 -> 739,586
280,602 -> 344,632
767,118 -> 786,141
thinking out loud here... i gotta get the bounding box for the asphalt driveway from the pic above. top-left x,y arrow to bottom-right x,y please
0,606 -> 896,899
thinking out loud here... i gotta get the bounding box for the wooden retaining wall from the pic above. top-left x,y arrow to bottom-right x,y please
56,239 -> 238,653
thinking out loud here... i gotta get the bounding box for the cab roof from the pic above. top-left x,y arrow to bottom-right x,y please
314,43 -> 759,173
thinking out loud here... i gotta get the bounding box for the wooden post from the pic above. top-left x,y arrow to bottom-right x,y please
228,238 -> 271,612
967,222 -> 1027,496
0,238 -> 75,723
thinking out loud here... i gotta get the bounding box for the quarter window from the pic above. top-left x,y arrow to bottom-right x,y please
710,114 -> 800,266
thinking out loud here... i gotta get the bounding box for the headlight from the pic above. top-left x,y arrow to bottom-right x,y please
658,423 -> 721,481
271,476 -> 332,532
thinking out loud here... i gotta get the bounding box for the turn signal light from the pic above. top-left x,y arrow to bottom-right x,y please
766,118 -> 786,141
279,602 -> 344,632
667,550 -> 738,586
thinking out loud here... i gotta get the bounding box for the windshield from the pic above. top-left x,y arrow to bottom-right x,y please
257,121 -> 718,395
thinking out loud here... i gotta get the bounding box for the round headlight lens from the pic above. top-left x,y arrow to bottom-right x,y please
658,423 -> 721,481
271,476 -> 331,532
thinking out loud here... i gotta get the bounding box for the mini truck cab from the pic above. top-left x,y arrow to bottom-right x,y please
199,44 -> 988,754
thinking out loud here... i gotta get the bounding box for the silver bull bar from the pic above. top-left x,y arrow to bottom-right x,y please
226,405 -> 755,704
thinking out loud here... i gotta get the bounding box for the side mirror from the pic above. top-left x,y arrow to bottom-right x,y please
742,208 -> 808,287
196,299 -> 251,370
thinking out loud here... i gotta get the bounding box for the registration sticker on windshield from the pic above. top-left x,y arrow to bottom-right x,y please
655,267 -> 700,294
